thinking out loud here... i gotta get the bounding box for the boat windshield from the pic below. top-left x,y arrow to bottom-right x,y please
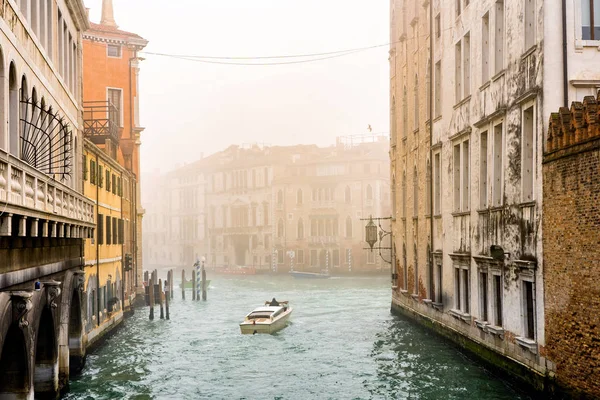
247,311 -> 274,319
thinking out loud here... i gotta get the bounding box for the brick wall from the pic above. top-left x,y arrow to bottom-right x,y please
543,96 -> 600,397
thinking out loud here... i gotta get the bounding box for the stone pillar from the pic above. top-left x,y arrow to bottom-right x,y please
0,213 -> 12,236
65,224 -> 70,238
51,222 -> 57,238
31,218 -> 39,237
58,223 -> 64,238
42,220 -> 49,237
18,216 -> 27,237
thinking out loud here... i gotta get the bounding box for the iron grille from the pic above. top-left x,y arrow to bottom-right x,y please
20,98 -> 73,181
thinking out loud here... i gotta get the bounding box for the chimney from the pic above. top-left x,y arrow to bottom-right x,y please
101,0 -> 118,28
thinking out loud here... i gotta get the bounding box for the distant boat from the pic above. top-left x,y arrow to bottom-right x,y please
179,279 -> 211,289
289,271 -> 331,279
240,301 -> 292,334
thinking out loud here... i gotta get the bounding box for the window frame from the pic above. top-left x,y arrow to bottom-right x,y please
107,44 -> 122,58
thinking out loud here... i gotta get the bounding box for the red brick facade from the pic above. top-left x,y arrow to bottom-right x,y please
544,95 -> 600,397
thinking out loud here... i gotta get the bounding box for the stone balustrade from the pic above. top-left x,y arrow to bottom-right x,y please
0,150 -> 95,237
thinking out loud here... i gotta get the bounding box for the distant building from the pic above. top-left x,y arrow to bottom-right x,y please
143,136 -> 391,274
82,0 -> 148,338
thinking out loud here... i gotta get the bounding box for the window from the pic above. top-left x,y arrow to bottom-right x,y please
112,174 -> 117,195
345,216 -> 352,238
107,44 -> 121,57
367,249 -> 375,264
392,176 -> 397,219
119,219 -> 124,245
106,169 -> 111,192
413,74 -> 419,130
277,219 -> 284,238
98,213 -> 104,245
112,217 -> 117,245
435,13 -> 441,39
391,97 -> 397,147
436,262 -> 443,303
83,155 -> 88,180
106,215 -> 111,245
523,280 -> 535,339
462,269 -> 470,314
493,274 -> 503,326
90,159 -> 96,184
310,250 -> 317,266
522,105 -> 535,202
402,86 -> 408,138
524,0 -> 536,49
277,190 -> 283,205
98,165 -> 104,188
402,171 -> 407,219
426,160 -> 431,214
345,186 -> 351,204
455,267 -> 461,310
108,88 -> 122,126
455,41 -> 462,103
463,33 -> 471,98
297,219 -> 304,239
434,153 -> 441,214
453,140 -> 470,212
495,1 -> 505,74
582,0 -> 600,40
277,251 -> 284,264
366,184 -> 373,202
482,13 -> 490,82
297,250 -> 304,264
413,167 -> 418,216
480,131 -> 488,208
333,250 -> 340,266
480,272 -> 489,321
296,189 -> 303,205
493,122 -> 503,207
434,61 -> 442,118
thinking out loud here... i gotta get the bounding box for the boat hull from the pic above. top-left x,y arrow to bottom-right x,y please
240,309 -> 292,335
289,271 -> 330,279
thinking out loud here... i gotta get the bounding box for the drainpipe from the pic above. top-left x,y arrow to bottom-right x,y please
562,0 -> 569,107
429,0 -> 434,292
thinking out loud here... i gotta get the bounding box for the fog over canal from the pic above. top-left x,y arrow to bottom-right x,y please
65,275 -> 527,399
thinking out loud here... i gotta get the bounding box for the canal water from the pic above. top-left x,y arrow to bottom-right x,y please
65,275 -> 527,400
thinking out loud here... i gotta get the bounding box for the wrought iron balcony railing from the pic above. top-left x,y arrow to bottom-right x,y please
83,101 -> 120,145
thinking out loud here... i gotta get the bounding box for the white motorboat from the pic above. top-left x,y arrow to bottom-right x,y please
239,301 -> 293,335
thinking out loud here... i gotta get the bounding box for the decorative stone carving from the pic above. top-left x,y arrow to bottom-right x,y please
73,271 -> 85,292
10,291 -> 33,329
43,280 -> 62,309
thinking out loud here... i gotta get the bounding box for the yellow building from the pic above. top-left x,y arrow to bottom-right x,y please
82,137 -> 136,343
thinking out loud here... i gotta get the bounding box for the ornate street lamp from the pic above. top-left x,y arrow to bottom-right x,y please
365,216 -> 378,251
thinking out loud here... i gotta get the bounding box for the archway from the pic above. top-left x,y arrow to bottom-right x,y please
0,324 -> 30,399
34,307 -> 58,396
68,291 -> 84,374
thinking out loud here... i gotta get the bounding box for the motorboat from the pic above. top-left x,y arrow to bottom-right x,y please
240,301 -> 292,334
289,270 -> 330,279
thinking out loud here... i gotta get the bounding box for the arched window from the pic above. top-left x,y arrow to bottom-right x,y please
402,171 -> 407,218
414,74 -> 419,130
297,188 -> 303,205
345,186 -> 351,204
366,184 -> 373,201
277,189 -> 283,205
402,85 -> 408,138
277,219 -> 284,238
297,219 -> 304,239
391,96 -> 397,146
9,64 -> 19,156
413,166 -> 418,216
345,216 -> 353,238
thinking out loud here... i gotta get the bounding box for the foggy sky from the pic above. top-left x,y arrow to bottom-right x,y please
84,0 -> 390,175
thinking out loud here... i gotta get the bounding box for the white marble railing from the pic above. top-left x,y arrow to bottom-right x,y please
0,151 -> 94,226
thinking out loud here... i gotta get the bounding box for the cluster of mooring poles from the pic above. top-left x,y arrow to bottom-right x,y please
143,269 -> 174,320
143,259 -> 208,321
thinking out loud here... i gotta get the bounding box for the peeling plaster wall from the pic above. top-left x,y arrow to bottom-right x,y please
390,0 -> 552,385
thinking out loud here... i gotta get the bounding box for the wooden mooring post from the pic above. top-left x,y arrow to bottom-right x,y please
165,279 -> 170,320
201,265 -> 207,301
148,279 -> 155,320
159,279 -> 165,319
170,270 -> 174,299
181,269 -> 186,300
191,270 -> 196,300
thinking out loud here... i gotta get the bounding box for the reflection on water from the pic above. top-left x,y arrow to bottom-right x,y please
65,275 -> 525,400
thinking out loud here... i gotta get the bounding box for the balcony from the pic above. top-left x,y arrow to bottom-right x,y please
0,150 -> 95,238
308,236 -> 339,246
83,101 -> 120,146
